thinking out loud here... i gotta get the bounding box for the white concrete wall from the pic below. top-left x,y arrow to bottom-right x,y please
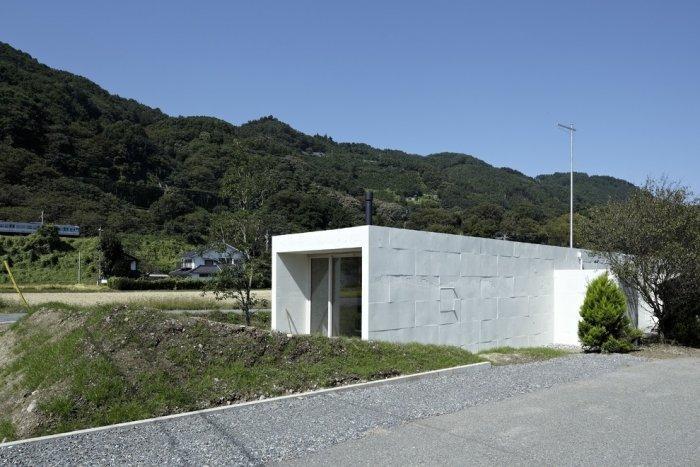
553,269 -> 608,345
272,253 -> 310,334
553,270 -> 658,345
272,225 -> 647,351
365,227 -> 593,352
637,300 -> 656,333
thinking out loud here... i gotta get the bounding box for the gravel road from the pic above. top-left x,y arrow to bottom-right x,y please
0,313 -> 24,324
0,354 -> 646,466
286,357 -> 699,466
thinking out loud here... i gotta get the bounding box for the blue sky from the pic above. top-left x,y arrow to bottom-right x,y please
2,1 -> 699,192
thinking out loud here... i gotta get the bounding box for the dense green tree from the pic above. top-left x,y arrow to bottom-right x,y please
583,178 -> 700,341
150,190 -> 195,224
98,232 -> 131,278
578,273 -> 642,353
462,203 -> 504,238
23,225 -> 70,260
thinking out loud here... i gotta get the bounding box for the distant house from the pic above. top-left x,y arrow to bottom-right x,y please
124,253 -> 138,274
99,252 -> 139,284
169,244 -> 244,280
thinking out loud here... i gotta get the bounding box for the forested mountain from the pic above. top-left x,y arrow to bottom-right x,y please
0,42 -> 636,246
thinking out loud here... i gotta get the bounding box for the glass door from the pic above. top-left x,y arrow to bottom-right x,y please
331,256 -> 362,337
309,255 -> 362,338
310,257 -> 330,335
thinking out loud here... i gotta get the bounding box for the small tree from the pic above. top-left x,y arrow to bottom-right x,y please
99,232 -> 131,278
578,274 -> 642,353
208,260 -> 269,326
207,210 -> 281,326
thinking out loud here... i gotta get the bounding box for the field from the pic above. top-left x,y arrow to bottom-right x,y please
0,289 -> 271,309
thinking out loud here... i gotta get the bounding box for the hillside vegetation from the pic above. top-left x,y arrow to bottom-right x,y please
0,305 -> 481,441
0,234 -> 191,285
0,42 -> 636,246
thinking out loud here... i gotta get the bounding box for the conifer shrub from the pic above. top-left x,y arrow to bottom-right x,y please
578,273 -> 642,353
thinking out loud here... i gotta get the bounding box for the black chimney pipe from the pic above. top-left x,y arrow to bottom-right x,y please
364,191 -> 373,225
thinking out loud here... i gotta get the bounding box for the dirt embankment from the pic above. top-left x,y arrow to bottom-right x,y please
0,306 -> 480,442
0,309 -> 88,442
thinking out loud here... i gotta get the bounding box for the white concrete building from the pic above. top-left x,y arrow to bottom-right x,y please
272,226 -> 653,352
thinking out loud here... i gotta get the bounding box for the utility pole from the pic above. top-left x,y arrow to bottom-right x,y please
77,250 -> 81,283
557,122 -> 576,248
97,226 -> 103,284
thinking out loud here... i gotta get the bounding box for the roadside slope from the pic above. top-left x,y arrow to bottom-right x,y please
0,305 -> 481,441
0,353 -> 648,465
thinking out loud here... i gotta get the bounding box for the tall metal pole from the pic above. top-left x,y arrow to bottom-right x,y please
557,123 -> 576,248
569,122 -> 573,249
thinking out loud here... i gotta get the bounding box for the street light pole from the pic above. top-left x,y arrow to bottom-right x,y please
557,122 -> 576,248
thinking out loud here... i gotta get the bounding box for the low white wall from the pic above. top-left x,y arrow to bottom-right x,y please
553,269 -> 608,345
553,269 -> 657,345
272,253 -> 310,334
637,301 -> 656,333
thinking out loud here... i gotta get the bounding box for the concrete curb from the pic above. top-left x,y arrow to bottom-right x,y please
0,361 -> 491,448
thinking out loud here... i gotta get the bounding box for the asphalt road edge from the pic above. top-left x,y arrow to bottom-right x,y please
0,361 -> 492,448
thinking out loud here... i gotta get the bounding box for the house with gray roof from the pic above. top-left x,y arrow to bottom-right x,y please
170,244 -> 244,280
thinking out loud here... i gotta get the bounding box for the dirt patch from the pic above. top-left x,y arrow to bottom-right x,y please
0,328 -> 16,367
634,343 -> 700,359
480,347 -> 575,366
480,352 -> 539,365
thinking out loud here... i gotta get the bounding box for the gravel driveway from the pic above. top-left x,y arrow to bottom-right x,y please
0,354 -> 646,465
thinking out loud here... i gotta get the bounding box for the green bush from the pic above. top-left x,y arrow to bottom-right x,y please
107,277 -> 207,291
578,273 -> 642,353
659,279 -> 700,347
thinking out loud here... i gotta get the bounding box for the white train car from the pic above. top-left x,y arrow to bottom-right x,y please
0,221 -> 80,237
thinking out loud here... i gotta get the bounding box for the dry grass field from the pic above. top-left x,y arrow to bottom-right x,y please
0,289 -> 271,309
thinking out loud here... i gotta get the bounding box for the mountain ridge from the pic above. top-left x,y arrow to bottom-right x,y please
0,42 -> 636,245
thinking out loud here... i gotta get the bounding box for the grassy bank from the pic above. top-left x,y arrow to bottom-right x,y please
0,304 -> 482,442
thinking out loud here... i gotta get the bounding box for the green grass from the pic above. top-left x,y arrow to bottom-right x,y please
0,419 -> 16,442
118,297 -> 228,311
0,304 -> 482,440
0,284 -> 108,292
182,310 -> 271,328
